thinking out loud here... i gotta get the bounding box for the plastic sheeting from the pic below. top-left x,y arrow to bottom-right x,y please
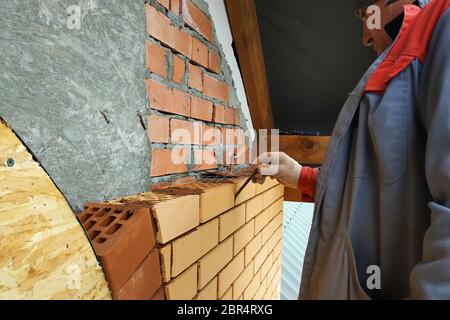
281,201 -> 314,300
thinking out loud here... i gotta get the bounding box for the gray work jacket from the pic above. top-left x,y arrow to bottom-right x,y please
299,0 -> 450,299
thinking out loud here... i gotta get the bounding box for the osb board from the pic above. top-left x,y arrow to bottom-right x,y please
0,121 -> 111,300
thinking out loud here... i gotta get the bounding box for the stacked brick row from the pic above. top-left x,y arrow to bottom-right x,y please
79,177 -> 284,300
145,0 -> 247,178
78,204 -> 164,300
156,177 -> 284,300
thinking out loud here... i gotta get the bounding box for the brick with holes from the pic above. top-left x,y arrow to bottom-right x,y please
78,203 -> 156,293
109,190 -> 200,244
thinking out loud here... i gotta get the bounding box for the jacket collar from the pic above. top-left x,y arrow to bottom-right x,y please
365,0 -> 450,94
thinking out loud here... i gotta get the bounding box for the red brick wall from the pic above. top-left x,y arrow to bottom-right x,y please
145,0 -> 247,180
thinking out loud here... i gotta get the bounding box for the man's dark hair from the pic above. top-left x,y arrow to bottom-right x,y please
355,0 -> 398,10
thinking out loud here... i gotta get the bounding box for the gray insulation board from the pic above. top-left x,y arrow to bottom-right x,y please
0,0 -> 151,212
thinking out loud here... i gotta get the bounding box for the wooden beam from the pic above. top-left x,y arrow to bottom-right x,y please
280,135 -> 330,202
225,0 -> 274,130
284,187 -> 303,202
279,135 -> 330,166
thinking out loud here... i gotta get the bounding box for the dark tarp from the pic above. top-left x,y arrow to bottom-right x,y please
256,0 -> 376,135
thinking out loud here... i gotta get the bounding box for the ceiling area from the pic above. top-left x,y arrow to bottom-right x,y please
255,0 -> 376,135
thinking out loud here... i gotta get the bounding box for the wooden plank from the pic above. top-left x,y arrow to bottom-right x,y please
0,120 -> 111,300
284,187 -> 303,202
279,135 -> 330,166
280,135 -> 329,202
225,0 -> 274,130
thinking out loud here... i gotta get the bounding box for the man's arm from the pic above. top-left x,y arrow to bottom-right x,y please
409,11 -> 450,299
298,166 -> 319,203
254,152 -> 319,202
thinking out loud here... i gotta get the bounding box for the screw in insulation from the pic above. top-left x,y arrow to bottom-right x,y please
6,158 -> 15,167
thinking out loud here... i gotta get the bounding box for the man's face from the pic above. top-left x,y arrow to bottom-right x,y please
357,0 -> 415,55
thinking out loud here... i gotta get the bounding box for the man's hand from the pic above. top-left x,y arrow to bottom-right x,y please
253,152 -> 302,189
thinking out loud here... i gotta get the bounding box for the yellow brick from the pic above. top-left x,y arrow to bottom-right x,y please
267,233 -> 278,255
253,277 -> 267,300
273,212 -> 283,228
244,233 -> 262,266
172,219 -> 219,277
233,220 -> 255,255
272,268 -> 281,293
276,224 -> 283,238
220,287 -> 233,300
263,212 -> 282,244
159,244 -> 172,283
232,260 -> 253,299
198,238 -> 233,289
219,204 -> 245,241
266,276 -> 277,296
271,289 -> 278,300
243,271 -> 260,300
266,262 -> 277,286
165,264 -> 197,300
273,239 -> 282,258
273,289 -> 280,300
152,194 -> 200,244
275,267 -> 281,279
254,243 -> 268,272
261,219 -> 276,245
275,270 -> 281,299
245,194 -> 263,221
254,209 -> 269,235
200,183 -> 235,223
275,280 -> 281,298
270,282 -> 280,300
274,253 -> 281,267
268,197 -> 283,221
218,251 -> 244,297
196,277 -> 218,300
234,178 -> 256,205
267,275 -> 275,297
267,226 -> 282,253
260,251 -> 273,281
262,185 -> 284,209
255,177 -> 279,195
263,288 -> 272,300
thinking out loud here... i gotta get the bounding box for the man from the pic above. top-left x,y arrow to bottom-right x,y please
255,0 -> 450,299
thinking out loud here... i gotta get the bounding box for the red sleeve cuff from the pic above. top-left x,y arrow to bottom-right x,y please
298,166 -> 319,203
